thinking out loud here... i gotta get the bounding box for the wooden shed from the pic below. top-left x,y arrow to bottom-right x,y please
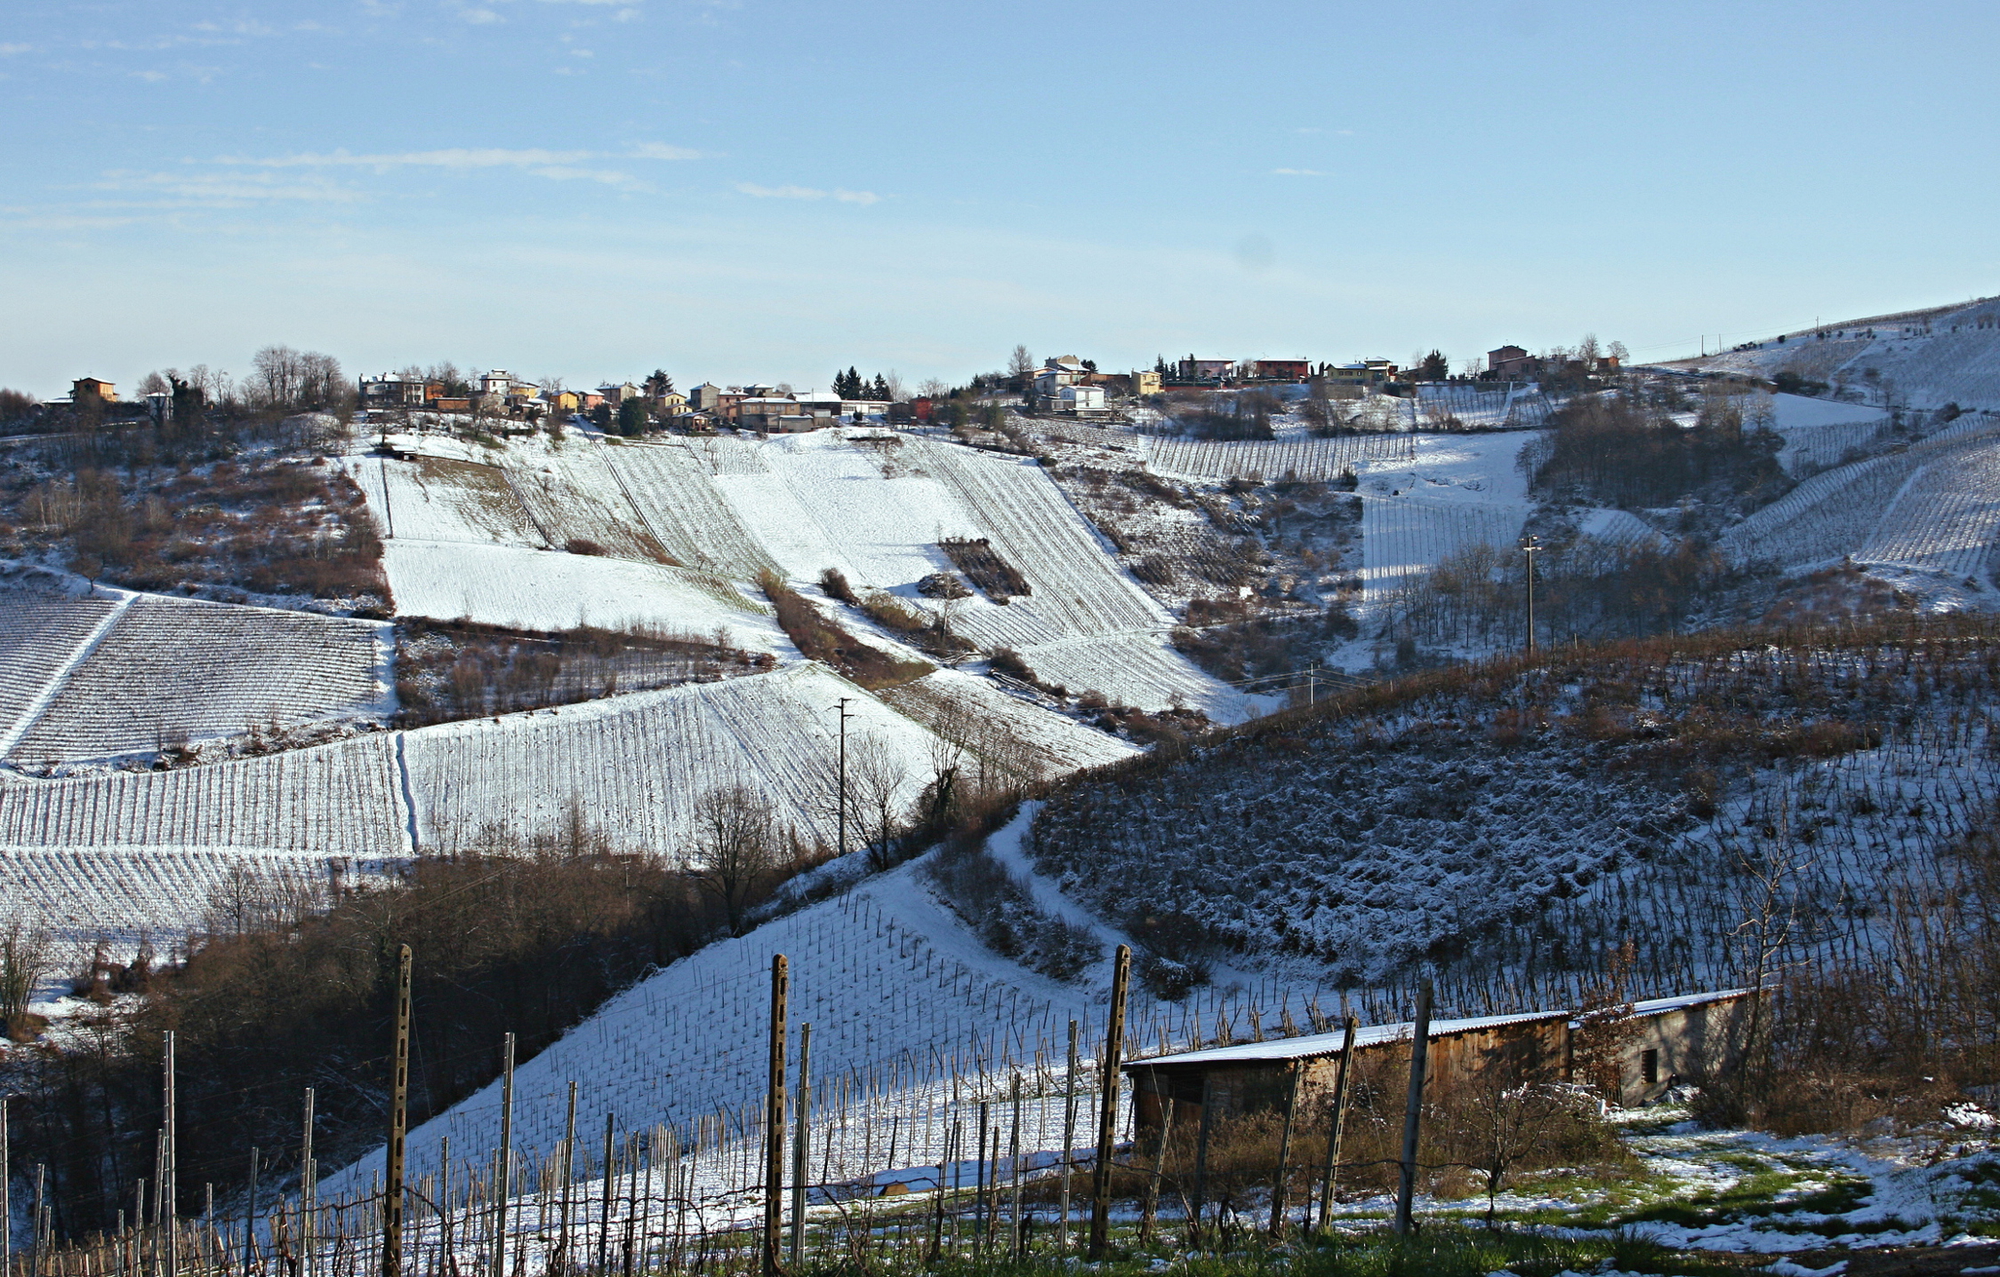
1124,989 -> 1754,1137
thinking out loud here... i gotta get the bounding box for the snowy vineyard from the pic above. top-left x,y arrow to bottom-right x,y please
1144,434 -> 1416,484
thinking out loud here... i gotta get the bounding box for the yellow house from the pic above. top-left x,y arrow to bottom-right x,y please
553,390 -> 582,413
1131,370 -> 1162,397
656,391 -> 689,414
72,377 -> 115,403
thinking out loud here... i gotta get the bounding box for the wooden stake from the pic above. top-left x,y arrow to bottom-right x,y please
1137,1093 -> 1173,1244
2,1094 -> 11,1277
761,954 -> 787,1277
596,1115 -> 613,1277
1268,1062 -> 1300,1237
1314,1015 -> 1359,1233
558,1084 -> 576,1276
302,1090 -> 316,1277
788,1023 -> 811,1268
383,945 -> 412,1277
491,1035 -> 514,1277
1087,944 -> 1130,1260
1058,1021 -> 1076,1253
1393,981 -> 1432,1236
162,1034 -> 176,1277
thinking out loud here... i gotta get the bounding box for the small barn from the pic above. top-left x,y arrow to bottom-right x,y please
1124,989 -> 1754,1137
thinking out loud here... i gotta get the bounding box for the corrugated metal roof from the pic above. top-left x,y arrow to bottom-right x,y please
1123,988 -> 1753,1069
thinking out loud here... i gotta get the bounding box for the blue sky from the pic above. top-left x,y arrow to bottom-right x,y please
3,0 -> 1996,397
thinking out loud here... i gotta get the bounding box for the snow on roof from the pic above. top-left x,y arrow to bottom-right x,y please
1125,989 -> 1753,1069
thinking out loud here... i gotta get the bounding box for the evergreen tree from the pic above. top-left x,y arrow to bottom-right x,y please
617,396 -> 649,436
870,373 -> 892,401
645,369 -> 675,398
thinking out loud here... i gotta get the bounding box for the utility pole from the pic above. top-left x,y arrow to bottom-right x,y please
1087,945 -> 1131,1260
832,698 -> 854,859
1521,536 -> 1542,653
382,944 -> 412,1277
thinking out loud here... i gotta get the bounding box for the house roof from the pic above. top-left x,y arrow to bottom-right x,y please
1123,989 -> 1752,1070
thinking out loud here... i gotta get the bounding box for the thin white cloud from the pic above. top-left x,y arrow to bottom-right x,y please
217,144 -> 700,170
93,169 -> 365,205
737,182 -> 880,205
460,7 -> 503,22
1271,168 -> 1327,176
0,43 -> 33,55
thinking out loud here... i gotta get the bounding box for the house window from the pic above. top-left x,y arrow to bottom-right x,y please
1641,1049 -> 1659,1085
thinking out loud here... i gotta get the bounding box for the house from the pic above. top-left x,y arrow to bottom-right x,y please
793,389 -> 844,418
690,382 -> 725,412
480,369 -> 514,399
359,375 -> 432,407
1033,357 -> 1087,397
72,377 -> 115,403
735,396 -> 801,430
1123,988 -> 1756,1139
911,396 -> 934,421
1056,384 -> 1108,416
1487,345 -> 1540,379
599,382 -> 643,404
654,390 -> 689,415
1131,370 -> 1163,397
434,397 -> 472,413
1252,359 -> 1312,382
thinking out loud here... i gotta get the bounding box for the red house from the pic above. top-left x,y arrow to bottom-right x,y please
1252,359 -> 1312,382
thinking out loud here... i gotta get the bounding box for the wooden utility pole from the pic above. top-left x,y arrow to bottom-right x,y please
382,944 -> 412,1277
1393,981 -> 1433,1236
1314,1015 -> 1358,1232
1086,945 -> 1131,1260
789,1022 -> 812,1268
492,1033 -> 515,1277
163,1031 -> 177,1277
301,1089 -> 316,1277
761,954 -> 788,1277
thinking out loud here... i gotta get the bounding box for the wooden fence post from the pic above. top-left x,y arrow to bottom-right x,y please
1315,1016 -> 1358,1232
1087,944 -> 1130,1260
382,945 -> 412,1277
789,1023 -> 811,1268
1393,981 -> 1432,1236
492,1033 -> 514,1277
761,955 -> 788,1277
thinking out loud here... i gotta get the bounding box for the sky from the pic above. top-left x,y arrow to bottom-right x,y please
2,0 -> 1997,397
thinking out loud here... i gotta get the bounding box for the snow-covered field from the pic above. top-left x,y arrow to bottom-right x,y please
1722,412 -> 2000,584
0,845 -> 400,951
1766,392 -> 1893,477
382,540 -> 784,648
404,663 -> 939,852
1354,432 -> 1535,598
0,574 -> 392,766
1145,433 -> 1415,484
8,594 -> 391,765
362,428 -> 1242,717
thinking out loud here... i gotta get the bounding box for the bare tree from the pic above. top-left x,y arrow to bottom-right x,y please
848,736 -> 909,872
1007,345 -> 1036,391
917,377 -> 951,400
690,784 -> 781,935
881,370 -> 908,403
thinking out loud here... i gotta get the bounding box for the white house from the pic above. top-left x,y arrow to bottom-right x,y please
1057,384 -> 1107,415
